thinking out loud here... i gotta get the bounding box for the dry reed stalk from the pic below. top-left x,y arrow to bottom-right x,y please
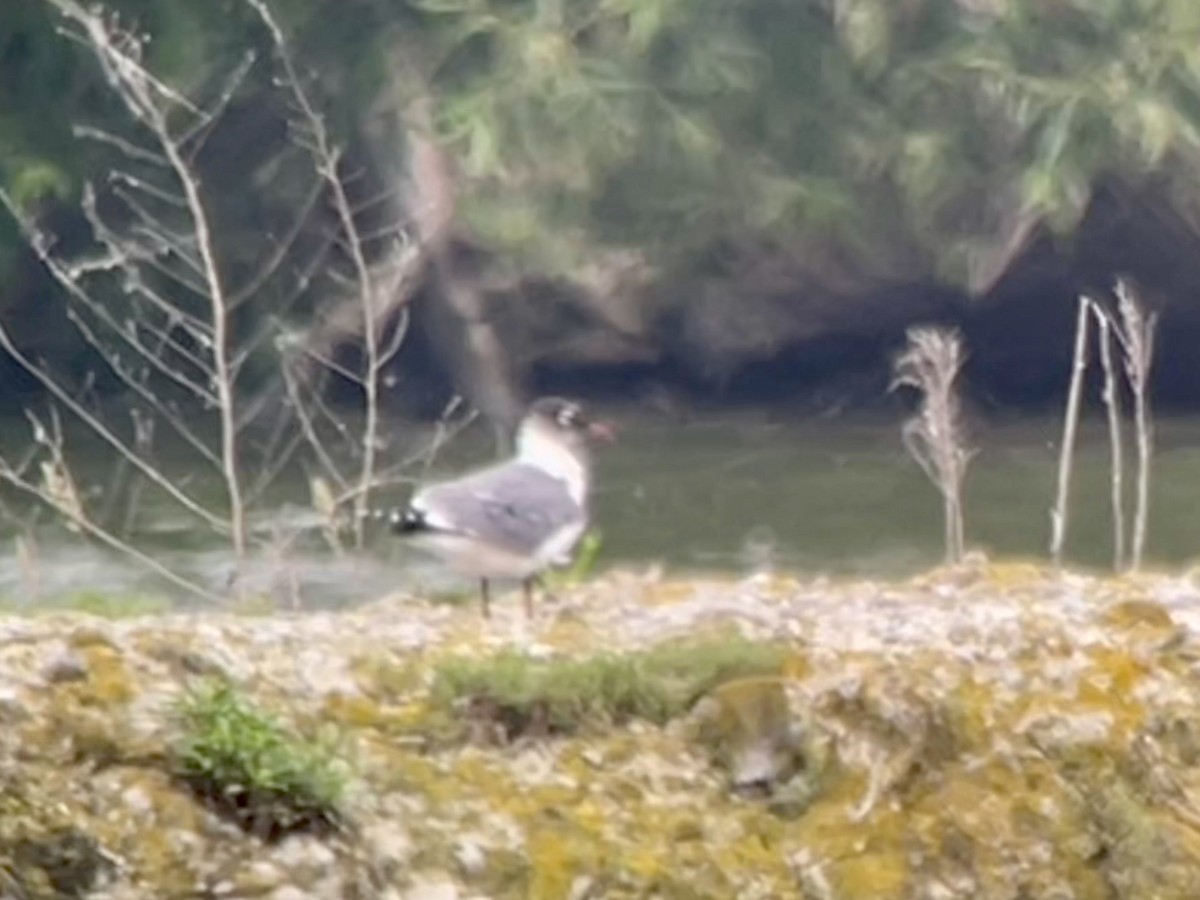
1093,303 -> 1126,571
1112,279 -> 1158,572
1050,296 -> 1091,567
892,327 -> 973,565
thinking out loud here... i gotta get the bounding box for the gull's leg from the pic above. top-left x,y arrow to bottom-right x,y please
522,577 -> 535,620
480,578 -> 491,619
536,573 -> 558,605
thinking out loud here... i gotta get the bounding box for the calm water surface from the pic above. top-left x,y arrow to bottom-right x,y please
3,410 -> 1200,607
593,412 -> 1200,577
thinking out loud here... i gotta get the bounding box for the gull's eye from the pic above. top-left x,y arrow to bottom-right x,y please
557,405 -> 581,428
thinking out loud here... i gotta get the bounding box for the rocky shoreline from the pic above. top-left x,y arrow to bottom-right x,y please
3,559 -> 1200,899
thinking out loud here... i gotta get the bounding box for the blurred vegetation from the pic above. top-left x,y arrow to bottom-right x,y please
0,590 -> 171,618
5,0 -> 1200,388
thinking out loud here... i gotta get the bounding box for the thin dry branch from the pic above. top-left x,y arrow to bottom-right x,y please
64,305 -> 222,469
0,408 -> 223,604
332,396 -> 476,508
228,173 -> 326,308
178,49 -> 257,154
73,124 -> 168,166
1,187 -> 219,405
0,298 -> 227,533
248,0 -> 414,547
280,359 -> 348,491
52,0 -> 249,556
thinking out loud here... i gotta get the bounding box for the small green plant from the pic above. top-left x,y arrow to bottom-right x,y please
544,529 -> 605,591
172,680 -> 346,839
430,635 -> 790,738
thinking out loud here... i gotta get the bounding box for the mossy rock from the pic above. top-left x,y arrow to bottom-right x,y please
0,783 -> 111,899
429,636 -> 791,742
1101,599 -> 1182,650
690,677 -> 809,795
5,828 -> 109,898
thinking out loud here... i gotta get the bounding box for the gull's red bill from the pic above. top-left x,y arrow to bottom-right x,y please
586,420 -> 617,442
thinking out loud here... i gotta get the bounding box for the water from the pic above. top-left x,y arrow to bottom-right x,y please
593,412 -> 1200,577
2,409 -> 1199,609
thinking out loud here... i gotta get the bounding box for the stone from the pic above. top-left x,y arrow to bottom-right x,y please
0,686 -> 27,721
42,649 -> 88,684
403,880 -> 460,900
360,820 -> 414,878
234,860 -> 286,895
453,836 -> 487,877
269,835 -> 336,883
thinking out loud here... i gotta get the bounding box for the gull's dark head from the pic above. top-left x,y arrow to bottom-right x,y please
523,397 -> 615,446
516,396 -> 614,488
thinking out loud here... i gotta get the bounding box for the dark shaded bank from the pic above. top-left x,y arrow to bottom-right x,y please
500,182 -> 1200,418
6,179 -> 1200,423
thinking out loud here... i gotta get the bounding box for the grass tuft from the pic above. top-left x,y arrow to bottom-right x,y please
171,680 -> 346,839
430,635 -> 790,738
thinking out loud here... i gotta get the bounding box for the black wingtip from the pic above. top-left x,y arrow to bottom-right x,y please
389,507 -> 428,535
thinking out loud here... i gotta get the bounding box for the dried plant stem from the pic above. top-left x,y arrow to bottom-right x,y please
163,121 -> 245,557
1093,305 -> 1125,571
43,0 -> 247,557
0,408 -> 222,604
249,0 -> 412,548
0,303 -> 227,534
0,0 -> 437,603
891,327 -> 972,565
1113,280 -> 1158,572
1050,297 -> 1091,567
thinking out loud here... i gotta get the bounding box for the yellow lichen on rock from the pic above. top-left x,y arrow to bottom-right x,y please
73,641 -> 136,706
5,568 -> 1200,897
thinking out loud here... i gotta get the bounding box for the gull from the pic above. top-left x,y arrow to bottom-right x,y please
391,397 -> 613,617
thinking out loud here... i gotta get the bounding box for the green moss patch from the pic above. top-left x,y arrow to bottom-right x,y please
430,635 -> 790,740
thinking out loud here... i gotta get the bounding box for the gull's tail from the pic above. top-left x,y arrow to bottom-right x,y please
388,507 -> 428,535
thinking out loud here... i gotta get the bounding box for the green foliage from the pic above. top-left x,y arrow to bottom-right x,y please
409,0 -> 1200,290
544,528 -> 604,590
8,0 -> 1200,385
430,634 -> 789,735
172,680 -> 346,838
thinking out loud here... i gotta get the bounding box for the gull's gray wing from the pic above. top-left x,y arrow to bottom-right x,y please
411,462 -> 584,557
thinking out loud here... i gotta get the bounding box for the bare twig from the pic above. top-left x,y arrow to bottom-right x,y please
1,187 -> 219,404
249,0 -> 414,547
73,124 -> 168,166
0,0 -> 441,607
0,408 -> 223,603
228,173 -> 325,308
50,0 -> 247,556
280,357 -> 348,491
0,305 -> 228,533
